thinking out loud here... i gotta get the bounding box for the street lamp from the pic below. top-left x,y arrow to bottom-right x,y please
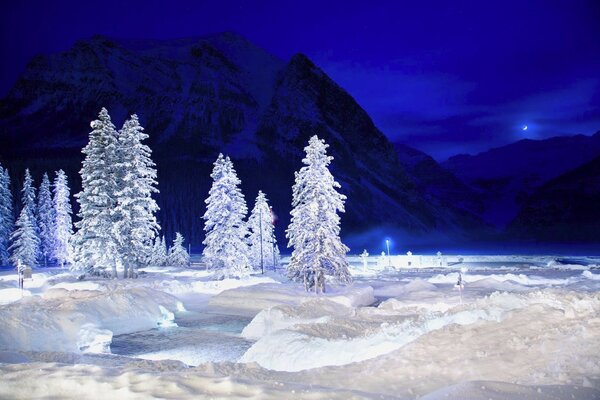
385,239 -> 391,268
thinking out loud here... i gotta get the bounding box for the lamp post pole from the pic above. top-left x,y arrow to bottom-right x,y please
386,239 -> 391,268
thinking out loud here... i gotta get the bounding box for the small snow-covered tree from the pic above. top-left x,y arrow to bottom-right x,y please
168,232 -> 190,267
286,135 -> 351,292
149,235 -> 168,266
248,191 -> 277,272
37,173 -> 55,266
113,114 -> 160,278
202,154 -> 250,278
9,208 -> 41,268
161,236 -> 168,261
52,170 -> 73,268
73,108 -> 119,277
0,164 -> 13,266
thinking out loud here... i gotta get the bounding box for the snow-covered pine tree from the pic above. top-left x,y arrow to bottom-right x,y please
161,236 -> 168,262
113,114 -> 160,278
20,169 -> 40,263
9,208 -> 41,268
73,108 -> 119,277
247,191 -> 277,273
149,235 -> 167,266
286,135 -> 352,292
202,154 -> 250,278
0,164 -> 13,266
37,173 -> 55,266
168,232 -> 190,267
52,170 -> 73,268
21,169 -> 37,223
273,243 -> 281,267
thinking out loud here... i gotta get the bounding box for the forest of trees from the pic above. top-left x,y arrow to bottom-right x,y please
0,109 -> 351,290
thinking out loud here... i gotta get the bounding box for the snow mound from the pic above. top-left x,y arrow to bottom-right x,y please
0,286 -> 180,353
428,272 -> 570,286
239,289 -> 600,371
0,288 -> 32,305
583,270 -> 600,280
209,282 -> 374,315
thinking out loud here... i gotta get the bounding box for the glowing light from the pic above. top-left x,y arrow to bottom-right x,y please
522,125 -> 528,131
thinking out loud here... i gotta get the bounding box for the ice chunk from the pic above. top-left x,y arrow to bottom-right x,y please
77,324 -> 112,353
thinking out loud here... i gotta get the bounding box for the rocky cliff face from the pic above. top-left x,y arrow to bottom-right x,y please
0,33 -> 488,249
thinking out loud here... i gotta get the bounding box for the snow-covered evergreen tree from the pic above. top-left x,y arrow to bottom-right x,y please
73,108 -> 119,277
20,169 -> 40,263
37,173 -> 55,266
248,191 -> 277,272
202,154 -> 250,278
0,164 -> 13,266
168,232 -> 190,267
161,236 -> 168,262
273,243 -> 281,267
112,114 -> 160,278
21,169 -> 37,223
149,235 -> 168,266
9,208 -> 41,268
286,135 -> 351,291
52,170 -> 73,268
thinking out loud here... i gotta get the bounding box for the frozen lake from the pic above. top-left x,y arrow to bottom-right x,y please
111,304 -> 253,366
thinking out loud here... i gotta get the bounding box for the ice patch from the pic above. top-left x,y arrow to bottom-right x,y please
158,305 -> 177,328
77,324 -> 112,353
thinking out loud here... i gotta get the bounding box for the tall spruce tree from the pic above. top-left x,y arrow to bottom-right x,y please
10,208 -> 40,268
247,191 -> 277,272
0,164 -> 13,265
53,170 -> 73,268
73,108 -> 119,277
202,154 -> 250,278
113,114 -> 159,278
20,169 -> 40,263
21,169 -> 37,223
37,173 -> 55,266
286,135 -> 351,292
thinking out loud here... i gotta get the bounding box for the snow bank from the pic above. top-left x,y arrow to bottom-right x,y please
0,286 -> 181,353
209,282 -> 374,315
0,288 -> 32,305
428,272 -> 571,286
146,275 -> 279,297
240,289 -> 600,371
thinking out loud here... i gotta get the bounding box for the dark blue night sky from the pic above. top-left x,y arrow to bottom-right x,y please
2,0 -> 599,160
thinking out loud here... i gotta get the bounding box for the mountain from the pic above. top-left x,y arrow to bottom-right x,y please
442,132 -> 600,227
393,144 -> 484,216
508,155 -> 600,243
0,33 -> 485,250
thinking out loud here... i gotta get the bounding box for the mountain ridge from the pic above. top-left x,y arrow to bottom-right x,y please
0,33 -> 488,250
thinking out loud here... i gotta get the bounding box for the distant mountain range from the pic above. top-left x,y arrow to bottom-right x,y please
442,132 -> 600,229
0,32 -> 598,249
